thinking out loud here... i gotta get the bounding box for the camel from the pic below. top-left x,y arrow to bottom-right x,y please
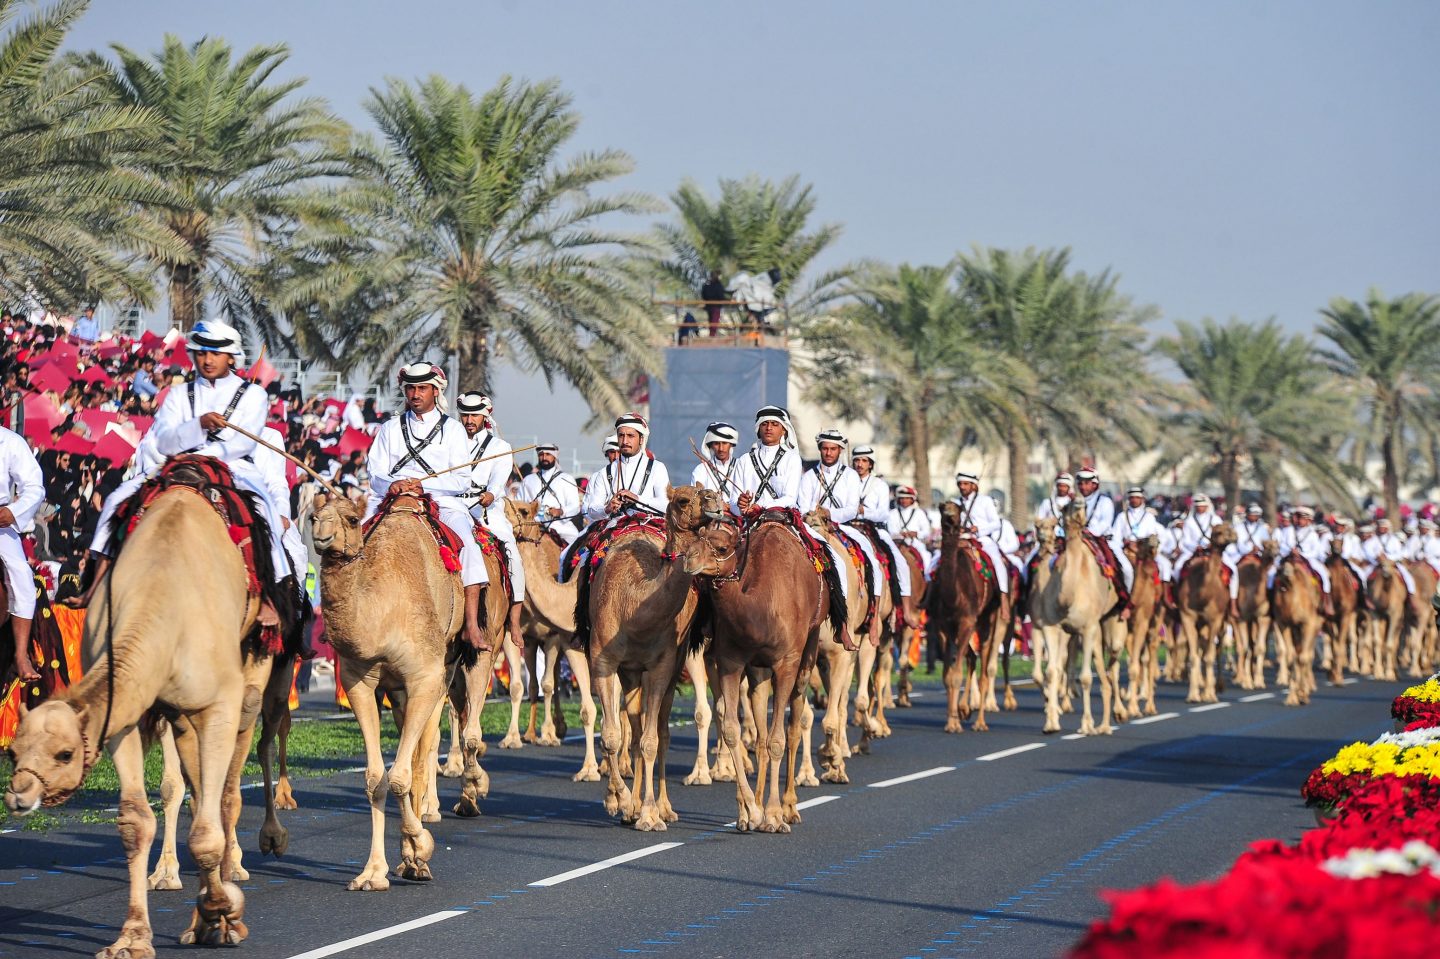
583,485 -> 731,830
1174,522 -> 1237,704
5,486 -> 276,955
707,512 -> 837,832
1324,548 -> 1361,685
1367,557 -> 1408,682
1231,541 -> 1277,690
1401,561 -> 1437,679
1271,554 -> 1322,705
1027,503 -> 1122,735
1121,536 -> 1165,717
310,491 -> 466,889
803,508 -> 892,783
504,497 -> 600,780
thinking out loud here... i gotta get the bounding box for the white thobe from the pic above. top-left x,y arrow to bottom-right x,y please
519,467 -> 582,544
0,427 -> 43,617
463,429 -> 524,600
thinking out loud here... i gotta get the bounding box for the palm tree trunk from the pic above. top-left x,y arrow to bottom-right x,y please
169,263 -> 202,331
457,321 -> 492,394
1219,449 -> 1242,516
1007,422 -> 1029,527
1261,470 -> 1277,516
1382,398 -> 1401,519
906,407 -> 933,507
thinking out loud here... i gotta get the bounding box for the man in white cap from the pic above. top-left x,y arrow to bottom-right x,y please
1074,468 -> 1130,598
601,435 -> 619,464
253,424 -> 309,588
0,421 -> 44,682
1232,503 -> 1271,555
520,442 -> 581,544
147,318 -> 286,627
799,429 -> 886,616
367,361 -> 491,651
1171,494 -> 1229,592
1364,516 -> 1414,596
1272,505 -> 1335,613
1407,519 -> 1440,576
1110,486 -> 1169,582
691,421 -> 740,494
1036,472 -> 1075,523
457,391 -> 524,650
1348,522 -> 1377,582
730,405 -> 801,514
949,471 -> 1009,595
851,445 -> 919,625
580,411 -> 670,523
887,484 -> 932,573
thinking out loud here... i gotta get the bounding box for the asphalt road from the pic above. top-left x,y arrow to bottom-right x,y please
0,670 -> 1398,959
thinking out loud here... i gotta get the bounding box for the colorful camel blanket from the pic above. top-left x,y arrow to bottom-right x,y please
363,487 -> 466,575
745,508 -> 848,637
1178,546 -> 1231,590
1278,553 -> 1324,591
567,513 -> 671,650
472,523 -> 514,605
111,455 -> 284,653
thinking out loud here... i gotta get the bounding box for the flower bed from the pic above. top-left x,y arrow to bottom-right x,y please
1392,677 -> 1440,728
1300,726 -> 1440,813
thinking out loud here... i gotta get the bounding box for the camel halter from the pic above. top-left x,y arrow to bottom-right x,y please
13,710 -> 97,808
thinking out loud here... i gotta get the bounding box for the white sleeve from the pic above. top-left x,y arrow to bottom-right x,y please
796,470 -> 820,514
151,384 -> 201,456
558,474 -> 582,515
366,424 -> 398,501
826,472 -> 859,525
5,431 -> 45,528
581,466 -> 610,523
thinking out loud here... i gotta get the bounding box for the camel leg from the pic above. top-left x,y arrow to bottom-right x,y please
391,676 -> 443,882
453,651 -> 494,817
343,665 -> 391,891
795,694 -> 820,787
875,644 -> 897,733
176,701 -> 249,946
717,663 -> 762,830
709,685 -> 737,783
683,646 -> 713,785
100,727 -> 160,959
752,667 -> 790,833
654,678 -> 681,823
256,660 -> 293,859
748,673 -> 773,812
634,650 -> 678,831
821,646 -> 855,782
523,640 -> 541,743
1076,624 -> 1100,736
221,680 -> 266,884
852,640 -> 877,730
147,724 -> 184,892
595,667 -> 633,819
439,702 -> 464,777
739,678 -> 758,775
538,641 -> 564,745
1039,626 -> 1066,734
1182,614 -> 1204,704
499,638 -> 526,749
565,648 -> 601,781
782,678 -> 807,825
942,631 -> 965,734
1103,619 -> 1127,724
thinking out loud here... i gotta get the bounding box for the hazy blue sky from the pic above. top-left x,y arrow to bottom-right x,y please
64,1 -> 1440,460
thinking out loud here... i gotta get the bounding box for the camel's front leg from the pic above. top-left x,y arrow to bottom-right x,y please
654,678 -> 681,823
634,654 -> 678,831
176,700 -> 249,947
942,631 -> 965,734
453,650 -> 494,817
758,664 -> 795,833
523,640 -> 541,743
1183,615 -> 1204,703
795,695 -> 820,787
1201,621 -> 1221,703
1038,626 -> 1065,733
499,637 -> 526,749
683,646 -> 713,786
1076,625 -> 1102,736
821,645 -> 854,782
100,727 -> 159,959
717,663 -> 762,830
567,648 -> 601,781
392,678 -> 443,882
852,639 -> 878,730
439,701 -> 464,777
595,667 -> 631,818
343,665 -> 391,891
782,679 -> 807,825
538,640 -> 565,745
222,680 -> 265,883
147,722 -> 184,892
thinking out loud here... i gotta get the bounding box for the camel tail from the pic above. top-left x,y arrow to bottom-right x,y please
572,564 -> 593,652
685,589 -> 713,654
822,561 -> 849,634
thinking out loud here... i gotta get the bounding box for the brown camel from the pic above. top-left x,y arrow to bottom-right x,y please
1231,541 -> 1277,690
891,545 -> 928,711
928,502 -> 1011,734
1027,503 -> 1121,735
707,513 -> 836,832
4,488 -> 274,955
1271,554 -> 1322,705
310,492 -> 465,889
1174,523 -> 1237,704
804,508 -> 892,783
505,497 -> 600,780
1367,557 -> 1408,682
1121,536 -> 1165,717
1403,561 -> 1437,678
1324,549 -> 1361,685
583,485 -> 732,830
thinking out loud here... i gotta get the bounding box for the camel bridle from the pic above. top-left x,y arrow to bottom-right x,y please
12,706 -> 96,808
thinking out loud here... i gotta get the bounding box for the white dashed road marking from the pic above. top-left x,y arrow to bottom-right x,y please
1128,712 -> 1179,725
977,742 -> 1047,762
1189,702 -> 1231,713
529,841 -> 683,888
285,910 -> 468,959
868,766 -> 955,788
1239,692 -> 1276,702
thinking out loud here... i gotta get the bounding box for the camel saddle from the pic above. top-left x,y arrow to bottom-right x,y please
830,524 -> 879,635
471,523 -> 514,605
847,519 -> 903,613
363,487 -> 465,575
1178,546 -> 1230,590
111,454 -> 285,653
1278,553 -> 1323,591
735,507 -> 848,637
567,512 -> 670,650
1056,532 -> 1131,613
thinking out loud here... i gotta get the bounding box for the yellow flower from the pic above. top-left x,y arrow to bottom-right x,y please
1401,678 -> 1440,704
1321,741 -> 1440,778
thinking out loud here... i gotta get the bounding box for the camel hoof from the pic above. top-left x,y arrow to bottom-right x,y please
820,768 -> 849,784
347,876 -> 391,892
944,720 -> 964,734
538,734 -> 562,747
228,864 -> 249,882
258,825 -> 289,858
683,770 -> 712,786
1042,724 -> 1061,735
397,858 -> 433,882
634,812 -> 667,832
453,796 -> 481,818
896,695 -> 912,708
522,730 -> 540,744
147,860 -> 182,892
438,759 -> 464,779
421,809 -> 443,823
797,771 -> 821,788
784,808 -> 803,825
758,818 -> 791,834
499,733 -> 523,749
572,765 -> 601,783
971,719 -> 989,732
98,937 -> 157,959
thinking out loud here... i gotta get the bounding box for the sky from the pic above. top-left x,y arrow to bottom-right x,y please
62,1 -> 1440,462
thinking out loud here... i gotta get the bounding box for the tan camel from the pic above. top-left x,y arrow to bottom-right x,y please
1174,523 -> 1236,704
1231,541 -> 1277,690
1027,503 -> 1122,735
310,492 -> 463,889
1271,554 -> 1322,705
1402,561 -> 1437,678
707,513 -> 835,832
1121,537 -> 1165,717
4,488 -> 275,955
889,545 -> 928,713
803,508 -> 891,784
1324,548 -> 1361,684
505,497 -> 600,779
1367,557 -> 1408,682
584,486 -> 732,830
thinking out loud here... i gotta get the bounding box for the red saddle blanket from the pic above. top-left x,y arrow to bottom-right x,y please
749,507 -> 836,574
472,523 -> 514,605
1179,547 -> 1231,589
112,454 -> 281,652
363,488 -> 465,574
563,512 -> 668,581
1056,532 -> 1131,609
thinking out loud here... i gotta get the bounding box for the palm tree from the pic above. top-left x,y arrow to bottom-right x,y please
75,35 -> 349,336
1150,318 -> 1357,511
0,0 -> 184,308
654,175 -> 854,325
1317,289 -> 1440,518
804,263 -> 1029,501
278,75 -> 660,409
955,246 -> 1159,524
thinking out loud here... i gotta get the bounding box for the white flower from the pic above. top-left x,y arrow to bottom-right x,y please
1322,841 -> 1440,879
1371,726 -> 1440,749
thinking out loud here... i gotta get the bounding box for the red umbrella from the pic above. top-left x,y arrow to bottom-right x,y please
29,364 -> 72,395
93,431 -> 139,465
53,432 -> 94,456
139,330 -> 165,351
335,427 -> 374,458
78,409 -> 119,436
45,341 -> 79,369
78,366 -> 113,387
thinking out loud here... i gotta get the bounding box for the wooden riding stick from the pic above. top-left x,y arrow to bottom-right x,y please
689,438 -> 737,496
217,419 -> 345,500
424,443 -> 538,479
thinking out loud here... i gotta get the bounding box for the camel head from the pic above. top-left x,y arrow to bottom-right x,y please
1062,497 -> 1088,536
506,497 -> 541,538
1261,539 -> 1280,564
666,484 -> 714,534
1034,516 -> 1059,552
1211,522 -> 1237,549
803,507 -> 833,533
4,701 -> 89,816
310,492 -> 364,560
939,502 -> 963,537
1133,533 -> 1158,561
683,520 -> 741,578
